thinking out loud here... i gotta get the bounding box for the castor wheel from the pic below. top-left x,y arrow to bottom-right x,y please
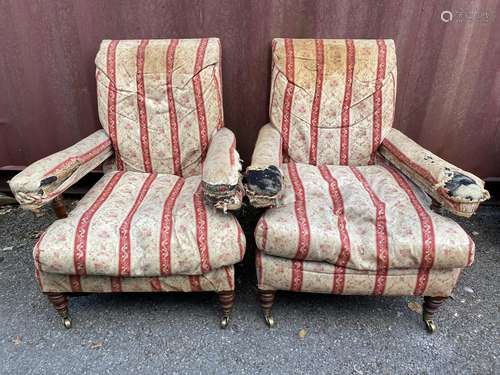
424,319 -> 436,333
264,315 -> 275,328
422,296 -> 447,334
220,315 -> 230,329
217,291 -> 234,329
63,317 -> 72,329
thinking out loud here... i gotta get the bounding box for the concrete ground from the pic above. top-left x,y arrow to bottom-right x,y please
0,201 -> 498,374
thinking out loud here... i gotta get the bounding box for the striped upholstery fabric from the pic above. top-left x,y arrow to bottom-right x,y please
254,162 -> 474,295
95,38 -> 223,176
249,38 -> 484,298
9,38 -> 246,300
256,252 -> 461,297
9,130 -> 113,211
35,172 -> 245,278
37,266 -> 234,293
379,129 -> 489,218
270,38 -> 397,166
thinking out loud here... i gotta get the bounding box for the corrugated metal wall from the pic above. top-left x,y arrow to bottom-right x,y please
1,0 -> 499,177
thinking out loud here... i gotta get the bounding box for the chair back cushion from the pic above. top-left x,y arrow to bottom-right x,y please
96,38 -> 223,176
270,38 -> 397,166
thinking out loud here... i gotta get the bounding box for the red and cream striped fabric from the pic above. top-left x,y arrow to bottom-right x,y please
250,38 -> 483,299
379,128 -> 489,218
269,38 -> 397,166
254,162 -> 474,290
36,266 -> 234,293
201,127 -> 243,210
95,38 -> 224,177
256,252 -> 461,297
34,171 -> 245,277
202,127 -> 241,187
9,130 -> 113,211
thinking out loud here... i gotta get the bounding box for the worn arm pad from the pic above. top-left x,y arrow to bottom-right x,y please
9,130 -> 113,211
244,123 -> 284,208
202,128 -> 243,212
379,128 -> 489,217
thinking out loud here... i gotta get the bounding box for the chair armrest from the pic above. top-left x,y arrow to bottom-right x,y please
244,123 -> 284,208
9,130 -> 113,211
378,128 -> 489,217
202,128 -> 243,212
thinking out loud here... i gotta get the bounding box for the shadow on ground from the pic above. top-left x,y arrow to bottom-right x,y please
0,201 -> 498,374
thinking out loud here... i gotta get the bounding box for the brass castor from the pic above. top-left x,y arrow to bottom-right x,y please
264,315 -> 275,328
422,296 -> 447,334
217,291 -> 235,329
424,318 -> 436,333
258,289 -> 276,328
63,316 -> 72,329
220,315 -> 230,329
46,293 -> 72,330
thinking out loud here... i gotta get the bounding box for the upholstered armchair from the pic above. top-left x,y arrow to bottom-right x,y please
245,39 -> 489,332
10,38 -> 245,329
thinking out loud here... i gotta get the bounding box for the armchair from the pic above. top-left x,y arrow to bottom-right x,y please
246,38 -> 488,332
10,38 -> 245,329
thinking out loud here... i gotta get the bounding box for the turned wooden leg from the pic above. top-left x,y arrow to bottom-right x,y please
258,289 -> 276,328
51,195 -> 68,219
45,292 -> 72,329
218,291 -> 235,329
422,296 -> 448,333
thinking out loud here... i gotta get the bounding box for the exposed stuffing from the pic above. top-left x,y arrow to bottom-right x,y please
444,172 -> 485,201
202,181 -> 243,212
243,166 -> 284,208
39,176 -> 57,187
244,166 -> 282,197
38,161 -> 81,196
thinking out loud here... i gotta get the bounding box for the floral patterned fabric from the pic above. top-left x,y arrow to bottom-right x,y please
95,38 -> 224,177
8,130 -> 113,211
202,128 -> 240,187
245,124 -> 284,207
35,171 -> 245,277
202,128 -> 243,211
249,38 -> 483,298
254,162 -> 475,272
37,266 -> 234,293
11,38 -> 243,300
270,38 -> 397,166
11,38 -> 240,212
256,252 -> 461,297
248,123 -> 283,170
379,129 -> 489,217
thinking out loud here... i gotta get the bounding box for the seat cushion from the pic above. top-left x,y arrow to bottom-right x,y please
256,252 -> 461,297
35,171 -> 245,277
36,266 -> 235,293
255,162 -> 474,273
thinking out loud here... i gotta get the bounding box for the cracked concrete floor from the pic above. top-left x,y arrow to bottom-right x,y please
0,202 -> 498,374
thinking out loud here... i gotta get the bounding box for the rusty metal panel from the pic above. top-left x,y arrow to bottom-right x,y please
0,0 -> 499,178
